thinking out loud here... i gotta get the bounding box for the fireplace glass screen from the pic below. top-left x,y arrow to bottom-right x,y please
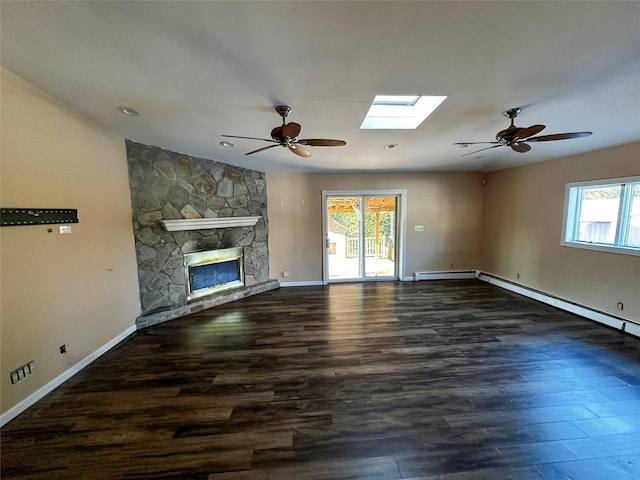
190,259 -> 240,291
184,247 -> 244,301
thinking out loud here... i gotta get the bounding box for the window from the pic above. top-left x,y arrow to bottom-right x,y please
562,176 -> 640,256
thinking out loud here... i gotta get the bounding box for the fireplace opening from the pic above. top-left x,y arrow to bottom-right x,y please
184,247 -> 244,301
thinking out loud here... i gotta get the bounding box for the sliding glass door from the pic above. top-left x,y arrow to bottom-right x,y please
323,191 -> 404,283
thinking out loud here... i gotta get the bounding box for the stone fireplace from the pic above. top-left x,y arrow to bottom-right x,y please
125,141 -> 279,328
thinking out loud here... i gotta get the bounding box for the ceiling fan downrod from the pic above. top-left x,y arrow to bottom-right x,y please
503,107 -> 521,120
275,105 -> 291,120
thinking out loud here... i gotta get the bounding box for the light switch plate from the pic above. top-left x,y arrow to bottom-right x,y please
59,225 -> 72,234
413,225 -> 424,232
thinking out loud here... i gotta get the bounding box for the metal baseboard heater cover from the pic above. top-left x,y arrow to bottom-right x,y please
413,271 -> 477,281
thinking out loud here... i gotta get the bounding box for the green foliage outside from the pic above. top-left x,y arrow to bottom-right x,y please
582,184 -> 640,201
331,211 -> 394,238
582,186 -> 620,200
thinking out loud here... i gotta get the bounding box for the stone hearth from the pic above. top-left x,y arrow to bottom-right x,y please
135,279 -> 279,329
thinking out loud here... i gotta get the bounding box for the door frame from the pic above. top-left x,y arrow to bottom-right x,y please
322,189 -> 407,285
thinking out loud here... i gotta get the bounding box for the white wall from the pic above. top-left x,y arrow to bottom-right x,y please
1,69 -> 141,416
481,142 -> 640,322
267,171 -> 484,282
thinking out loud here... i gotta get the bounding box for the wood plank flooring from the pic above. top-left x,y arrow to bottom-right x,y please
2,280 -> 640,479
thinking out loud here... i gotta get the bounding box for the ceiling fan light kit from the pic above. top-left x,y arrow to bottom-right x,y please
222,106 -> 346,158
454,108 -> 592,157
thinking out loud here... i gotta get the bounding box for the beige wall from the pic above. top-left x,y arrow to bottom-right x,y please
1,70 -> 141,415
481,142 -> 640,322
267,172 -> 484,282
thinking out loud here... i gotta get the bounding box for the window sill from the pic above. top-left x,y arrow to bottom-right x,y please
561,241 -> 640,257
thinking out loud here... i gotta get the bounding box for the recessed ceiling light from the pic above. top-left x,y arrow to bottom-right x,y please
360,95 -> 447,130
220,141 -> 235,148
384,143 -> 398,150
119,107 -> 141,117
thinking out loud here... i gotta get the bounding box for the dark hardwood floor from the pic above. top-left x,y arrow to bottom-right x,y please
2,280 -> 640,479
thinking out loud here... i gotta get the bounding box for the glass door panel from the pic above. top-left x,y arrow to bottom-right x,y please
325,194 -> 398,282
326,196 -> 362,280
364,196 -> 397,278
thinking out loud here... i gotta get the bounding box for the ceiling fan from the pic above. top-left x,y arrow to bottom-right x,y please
454,108 -> 592,157
222,105 -> 347,158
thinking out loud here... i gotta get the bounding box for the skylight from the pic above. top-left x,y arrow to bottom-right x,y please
360,95 -> 447,129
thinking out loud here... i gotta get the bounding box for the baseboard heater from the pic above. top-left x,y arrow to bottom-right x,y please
477,271 -> 640,339
413,270 -> 477,281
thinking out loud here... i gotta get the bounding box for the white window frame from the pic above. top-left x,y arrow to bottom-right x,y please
561,176 -> 640,256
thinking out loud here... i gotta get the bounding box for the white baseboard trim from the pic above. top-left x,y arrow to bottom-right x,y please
279,280 -> 324,287
477,272 -> 639,338
1,324 -> 137,427
413,270 -> 477,281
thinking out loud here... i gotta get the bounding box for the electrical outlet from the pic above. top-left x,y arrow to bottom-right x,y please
60,345 -> 67,354
59,225 -> 72,234
10,361 -> 35,384
617,302 -> 624,311
283,269 -> 289,277
413,225 -> 424,232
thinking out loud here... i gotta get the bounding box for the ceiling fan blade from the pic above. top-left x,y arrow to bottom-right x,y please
526,132 -> 593,142
289,145 -> 311,158
271,126 -> 283,142
222,134 -> 276,143
245,144 -> 278,156
454,142 -> 500,146
298,139 -> 347,147
496,126 -> 523,142
513,124 -> 545,141
461,144 -> 503,157
511,142 -> 531,153
282,122 -> 302,139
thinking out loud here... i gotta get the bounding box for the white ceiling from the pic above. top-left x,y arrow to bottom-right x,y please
2,1 -> 639,173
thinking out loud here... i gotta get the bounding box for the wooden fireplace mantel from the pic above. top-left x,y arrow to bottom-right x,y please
161,216 -> 261,232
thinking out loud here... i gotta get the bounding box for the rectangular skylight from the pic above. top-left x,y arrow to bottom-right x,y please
360,95 -> 447,129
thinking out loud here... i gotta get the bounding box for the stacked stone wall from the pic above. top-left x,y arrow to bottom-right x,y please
126,141 -> 269,315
